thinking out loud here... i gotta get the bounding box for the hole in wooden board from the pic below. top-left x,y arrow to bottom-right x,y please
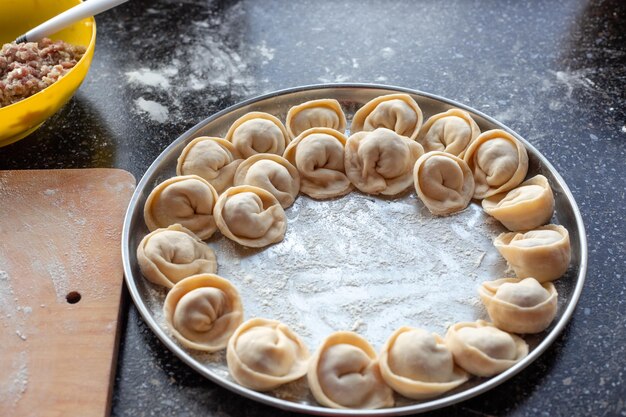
66,291 -> 81,304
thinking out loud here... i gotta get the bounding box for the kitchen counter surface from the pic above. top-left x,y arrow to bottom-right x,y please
1,0 -> 624,416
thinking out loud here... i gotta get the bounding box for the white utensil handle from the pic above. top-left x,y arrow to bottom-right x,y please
18,0 -> 129,43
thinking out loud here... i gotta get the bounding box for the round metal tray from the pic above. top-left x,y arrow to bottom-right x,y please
122,84 -> 587,416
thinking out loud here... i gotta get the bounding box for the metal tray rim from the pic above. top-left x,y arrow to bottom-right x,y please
121,83 -> 588,416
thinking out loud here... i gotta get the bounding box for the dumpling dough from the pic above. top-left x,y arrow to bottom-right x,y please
413,151 -> 475,215
137,224 -> 217,288
482,175 -> 554,231
177,137 -> 243,194
463,129 -> 529,199
214,185 -> 286,248
233,153 -> 300,208
225,112 -> 290,158
163,274 -> 243,352
351,93 -> 423,140
307,331 -> 394,409
283,127 -> 352,199
445,320 -> 528,377
345,128 -> 424,195
379,327 -> 468,399
286,98 -> 347,139
227,318 -> 310,391
416,108 -> 481,157
494,224 -> 571,282
144,175 -> 219,240
479,278 -> 558,334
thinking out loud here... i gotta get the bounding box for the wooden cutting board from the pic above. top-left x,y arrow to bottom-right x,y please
0,169 -> 135,417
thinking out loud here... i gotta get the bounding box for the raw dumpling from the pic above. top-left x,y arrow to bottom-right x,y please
233,153 -> 300,208
413,151 -> 475,215
163,274 -> 243,352
137,224 -> 217,288
227,318 -> 310,391
482,175 -> 554,231
176,137 -> 243,194
283,127 -> 352,199
416,108 -> 481,157
214,185 -> 286,248
351,93 -> 423,140
463,129 -> 529,199
144,175 -> 219,240
307,331 -> 394,409
445,320 -> 528,377
379,327 -> 468,399
286,98 -> 347,139
345,128 -> 424,195
479,278 -> 558,334
494,224 -> 571,282
225,112 -> 290,158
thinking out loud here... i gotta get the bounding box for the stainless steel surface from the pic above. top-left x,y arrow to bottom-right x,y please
121,84 -> 587,416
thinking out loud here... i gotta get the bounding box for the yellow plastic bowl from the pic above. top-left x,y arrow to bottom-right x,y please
0,0 -> 96,147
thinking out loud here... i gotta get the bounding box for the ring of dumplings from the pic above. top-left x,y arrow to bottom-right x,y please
137,94 -> 575,410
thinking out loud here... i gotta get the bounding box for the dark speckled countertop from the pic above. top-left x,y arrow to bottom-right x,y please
2,0 -> 625,416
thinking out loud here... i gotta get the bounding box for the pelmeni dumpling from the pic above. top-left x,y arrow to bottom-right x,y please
227,318 -> 310,391
379,327 -> 468,400
214,185 -> 286,248
283,127 -> 352,199
445,320 -> 528,377
233,153 -> 300,208
345,128 -> 424,195
163,274 -> 243,352
351,93 -> 423,140
479,278 -> 558,334
494,224 -> 571,282
413,151 -> 475,215
482,175 -> 554,231
225,112 -> 290,158
177,137 -> 243,194
307,331 -> 394,409
144,175 -> 219,240
286,99 -> 347,139
416,108 -> 481,157
463,129 -> 529,199
137,224 -> 217,288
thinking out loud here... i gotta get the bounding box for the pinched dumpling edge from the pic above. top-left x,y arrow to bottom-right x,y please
463,129 -> 529,199
494,224 -> 571,282
233,153 -> 301,208
176,136 -> 243,193
307,331 -> 394,410
482,174 -> 555,231
479,278 -> 558,334
416,108 -> 481,157
351,93 -> 424,140
379,327 -> 468,400
445,320 -> 529,377
225,111 -> 290,157
283,127 -> 353,199
214,184 -> 287,248
285,98 -> 347,139
226,317 -> 310,391
163,273 -> 243,352
345,128 -> 424,196
143,174 -> 220,240
413,151 -> 475,215
137,223 -> 217,289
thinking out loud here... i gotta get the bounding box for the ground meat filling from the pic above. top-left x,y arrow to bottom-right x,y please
0,38 -> 86,108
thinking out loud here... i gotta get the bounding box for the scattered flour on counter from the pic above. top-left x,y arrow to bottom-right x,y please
126,67 -> 176,89
0,351 -> 28,407
135,98 -> 170,123
43,189 -> 56,196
